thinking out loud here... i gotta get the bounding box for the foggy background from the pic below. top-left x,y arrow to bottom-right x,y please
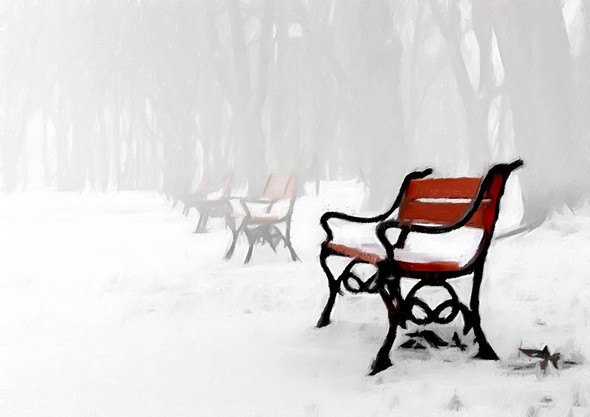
1,0 -> 589,225
3,3 -> 590,416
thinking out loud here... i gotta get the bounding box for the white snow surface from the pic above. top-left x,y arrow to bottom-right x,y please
1,185 -> 590,417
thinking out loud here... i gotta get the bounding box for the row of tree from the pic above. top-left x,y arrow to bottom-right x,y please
0,0 -> 588,225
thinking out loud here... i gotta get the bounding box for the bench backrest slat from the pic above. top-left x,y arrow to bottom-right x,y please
198,172 -> 233,196
400,199 -> 491,228
399,176 -> 493,230
262,174 -> 297,200
404,177 -> 483,200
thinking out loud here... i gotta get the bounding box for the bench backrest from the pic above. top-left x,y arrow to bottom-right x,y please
262,174 -> 297,200
398,162 -> 521,236
198,172 -> 233,196
399,177 -> 486,228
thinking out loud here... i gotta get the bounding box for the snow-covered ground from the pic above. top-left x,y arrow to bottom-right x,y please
1,186 -> 590,417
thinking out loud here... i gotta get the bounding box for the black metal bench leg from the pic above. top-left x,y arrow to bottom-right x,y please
243,230 -> 256,264
285,240 -> 299,262
284,223 -> 299,261
225,236 -> 238,260
370,282 -> 400,375
470,268 -> 499,360
194,212 -> 209,233
317,285 -> 338,328
316,248 -> 338,328
244,244 -> 254,264
224,222 -> 241,260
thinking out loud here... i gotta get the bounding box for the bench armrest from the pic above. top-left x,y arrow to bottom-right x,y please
321,167 -> 434,241
320,211 -> 393,244
378,220 -> 487,270
241,198 -> 292,221
376,219 -> 407,253
241,198 -> 275,215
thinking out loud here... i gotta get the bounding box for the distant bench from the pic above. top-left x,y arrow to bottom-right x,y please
225,174 -> 299,264
176,173 -> 233,233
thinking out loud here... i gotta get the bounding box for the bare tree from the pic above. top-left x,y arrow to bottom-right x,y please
489,0 -> 589,226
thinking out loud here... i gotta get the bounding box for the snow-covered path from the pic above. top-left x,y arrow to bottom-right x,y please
1,191 -> 589,416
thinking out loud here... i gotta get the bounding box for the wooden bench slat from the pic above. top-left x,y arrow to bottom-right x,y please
399,200 -> 491,228
325,242 -> 385,265
405,177 -> 482,199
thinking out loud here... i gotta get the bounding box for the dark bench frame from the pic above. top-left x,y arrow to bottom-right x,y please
176,173 -> 233,233
225,174 -> 299,264
316,160 -> 524,374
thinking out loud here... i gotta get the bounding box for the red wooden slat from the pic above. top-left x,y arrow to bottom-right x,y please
405,177 -> 482,200
326,242 -> 384,265
394,260 -> 461,273
398,200 -> 491,228
262,174 -> 296,200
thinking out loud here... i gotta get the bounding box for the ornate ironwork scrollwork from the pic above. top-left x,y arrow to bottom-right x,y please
403,281 -> 461,326
340,260 -> 382,294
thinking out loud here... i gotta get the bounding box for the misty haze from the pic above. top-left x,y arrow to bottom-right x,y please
1,1 -> 590,416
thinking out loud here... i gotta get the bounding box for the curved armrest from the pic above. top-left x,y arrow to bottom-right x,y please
320,211 -> 394,242
240,198 -> 277,217
321,167 -> 434,241
376,198 -> 482,251
201,187 -> 227,202
321,210 -> 389,231
240,197 -> 295,222
376,219 -> 408,256
376,219 -> 467,258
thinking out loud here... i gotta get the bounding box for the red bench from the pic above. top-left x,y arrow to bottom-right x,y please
316,160 -> 523,374
176,173 -> 233,233
225,174 -> 299,263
